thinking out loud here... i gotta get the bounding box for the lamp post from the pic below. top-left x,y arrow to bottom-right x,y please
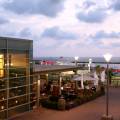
74,56 -> 79,92
102,53 -> 113,120
74,56 -> 79,66
37,76 -> 40,107
88,58 -> 92,72
59,74 -> 62,96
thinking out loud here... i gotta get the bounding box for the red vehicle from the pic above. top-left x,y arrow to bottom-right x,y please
41,60 -> 55,65
112,69 -> 120,73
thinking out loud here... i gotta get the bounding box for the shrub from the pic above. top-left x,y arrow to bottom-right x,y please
41,86 -> 105,110
49,96 -> 59,102
100,86 -> 105,94
66,101 -> 77,110
58,98 -> 66,110
41,100 -> 58,109
74,98 -> 82,105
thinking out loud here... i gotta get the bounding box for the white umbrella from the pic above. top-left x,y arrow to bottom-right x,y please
72,75 -> 96,81
72,74 -> 97,89
93,71 -> 99,86
101,70 -> 106,82
81,73 -> 84,89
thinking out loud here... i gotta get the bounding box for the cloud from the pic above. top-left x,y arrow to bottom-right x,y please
41,26 -> 77,40
77,9 -> 107,23
0,17 -> 9,24
92,30 -> 120,40
0,30 -> 17,38
19,28 -> 32,38
83,1 -> 96,9
112,43 -> 120,47
3,0 -> 65,17
87,31 -> 120,48
110,0 -> 120,11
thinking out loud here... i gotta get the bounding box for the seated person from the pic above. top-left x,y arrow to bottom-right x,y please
91,86 -> 96,92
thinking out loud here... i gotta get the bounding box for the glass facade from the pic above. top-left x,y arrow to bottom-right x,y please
0,37 -> 36,119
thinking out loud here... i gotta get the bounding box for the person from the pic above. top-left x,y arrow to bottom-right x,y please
91,86 -> 96,92
94,71 -> 99,86
43,83 -> 47,93
46,81 -> 51,94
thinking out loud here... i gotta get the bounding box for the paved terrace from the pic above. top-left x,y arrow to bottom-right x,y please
10,87 -> 120,120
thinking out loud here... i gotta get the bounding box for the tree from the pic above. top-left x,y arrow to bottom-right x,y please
108,68 -> 113,85
95,65 -> 101,77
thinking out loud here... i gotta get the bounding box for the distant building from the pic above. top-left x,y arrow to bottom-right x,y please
0,37 -> 34,119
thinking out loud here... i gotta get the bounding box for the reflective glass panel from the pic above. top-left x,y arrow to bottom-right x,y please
0,110 -> 7,119
9,76 -> 27,87
8,104 -> 29,118
0,90 -> 7,101
8,95 -> 28,108
0,54 -> 4,78
0,100 -> 7,111
0,78 -> 7,90
9,86 -> 28,98
30,93 -> 37,102
30,84 -> 37,93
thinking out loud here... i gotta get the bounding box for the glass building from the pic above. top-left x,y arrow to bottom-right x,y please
0,37 -> 36,119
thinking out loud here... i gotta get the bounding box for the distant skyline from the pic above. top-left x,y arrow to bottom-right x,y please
0,0 -> 120,57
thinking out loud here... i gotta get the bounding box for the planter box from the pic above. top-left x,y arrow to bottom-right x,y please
41,87 -> 105,110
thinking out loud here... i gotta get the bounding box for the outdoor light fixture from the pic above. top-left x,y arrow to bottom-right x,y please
10,63 -> 13,66
102,53 -> 113,120
75,56 -> 79,61
2,97 -> 5,100
89,58 -> 92,64
88,58 -> 92,72
1,106 -> 4,110
74,56 -> 79,66
15,100 -> 18,104
61,87 -> 63,90
37,79 -> 40,106
103,53 -> 112,62
59,75 -> 62,95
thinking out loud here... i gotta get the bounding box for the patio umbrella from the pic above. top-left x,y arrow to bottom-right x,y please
101,70 -> 106,82
81,73 -> 84,89
72,74 -> 96,81
72,74 -> 97,89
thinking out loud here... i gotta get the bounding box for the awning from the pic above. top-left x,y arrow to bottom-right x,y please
72,75 -> 96,81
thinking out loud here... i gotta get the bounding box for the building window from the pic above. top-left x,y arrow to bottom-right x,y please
0,54 -> 4,78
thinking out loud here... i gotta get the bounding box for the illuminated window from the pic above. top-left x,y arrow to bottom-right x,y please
0,54 -> 4,77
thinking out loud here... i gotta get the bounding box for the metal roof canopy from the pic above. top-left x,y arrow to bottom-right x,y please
33,65 -> 80,74
72,61 -> 120,64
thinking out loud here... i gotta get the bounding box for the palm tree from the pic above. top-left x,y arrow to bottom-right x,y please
95,65 -> 105,84
95,65 -> 101,76
107,68 -> 113,85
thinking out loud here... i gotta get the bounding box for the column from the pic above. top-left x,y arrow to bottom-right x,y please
59,75 -> 62,95
37,75 -> 40,107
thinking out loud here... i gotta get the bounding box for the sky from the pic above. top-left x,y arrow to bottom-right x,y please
0,0 -> 120,57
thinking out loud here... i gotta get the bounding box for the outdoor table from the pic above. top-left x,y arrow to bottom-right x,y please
65,87 -> 71,93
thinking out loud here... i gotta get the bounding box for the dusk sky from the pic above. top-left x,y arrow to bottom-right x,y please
0,0 -> 120,57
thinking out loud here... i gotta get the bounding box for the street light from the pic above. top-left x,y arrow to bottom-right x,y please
74,56 -> 79,66
74,56 -> 79,92
59,74 -> 62,96
102,53 -> 113,120
88,58 -> 92,72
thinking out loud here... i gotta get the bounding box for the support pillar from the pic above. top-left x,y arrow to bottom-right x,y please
37,75 -> 40,107
59,75 -> 62,96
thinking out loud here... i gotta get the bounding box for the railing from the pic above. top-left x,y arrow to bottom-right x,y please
111,79 -> 120,87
